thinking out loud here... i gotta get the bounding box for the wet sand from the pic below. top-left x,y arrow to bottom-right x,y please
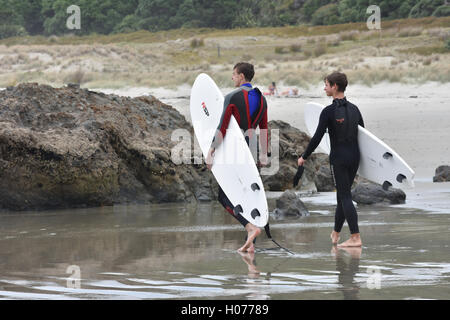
0,180 -> 449,300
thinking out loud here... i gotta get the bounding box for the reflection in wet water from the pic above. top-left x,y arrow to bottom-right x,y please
332,246 -> 362,300
0,193 -> 449,300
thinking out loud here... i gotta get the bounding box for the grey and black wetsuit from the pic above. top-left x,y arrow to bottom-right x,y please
211,83 -> 268,227
302,97 -> 364,234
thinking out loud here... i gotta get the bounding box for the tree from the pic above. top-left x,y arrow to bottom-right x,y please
302,0 -> 331,21
13,0 -> 44,35
409,0 -> 446,18
0,0 -> 28,39
433,4 -> 450,17
42,0 -> 137,35
311,3 -> 339,25
135,0 -> 181,31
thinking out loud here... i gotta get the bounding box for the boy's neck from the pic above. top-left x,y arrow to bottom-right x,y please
333,92 -> 345,99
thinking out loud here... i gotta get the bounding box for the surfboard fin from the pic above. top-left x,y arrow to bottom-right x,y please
251,209 -> 261,219
396,174 -> 406,183
233,205 -> 243,215
383,152 -> 393,160
251,183 -> 260,191
382,181 -> 392,191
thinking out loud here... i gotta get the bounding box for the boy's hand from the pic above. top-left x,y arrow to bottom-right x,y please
206,147 -> 215,170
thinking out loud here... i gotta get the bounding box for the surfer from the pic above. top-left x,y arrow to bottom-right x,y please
298,72 -> 364,247
206,62 -> 269,253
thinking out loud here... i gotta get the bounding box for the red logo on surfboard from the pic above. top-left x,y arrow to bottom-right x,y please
202,102 -> 210,116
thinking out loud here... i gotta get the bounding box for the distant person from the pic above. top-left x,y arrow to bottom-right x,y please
267,82 -> 278,96
298,72 -> 364,247
206,62 -> 269,253
281,88 -> 299,96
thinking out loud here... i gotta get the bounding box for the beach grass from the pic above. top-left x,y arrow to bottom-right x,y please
0,16 -> 448,89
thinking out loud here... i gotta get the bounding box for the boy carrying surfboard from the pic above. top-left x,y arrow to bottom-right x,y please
298,72 -> 364,248
205,62 -> 269,253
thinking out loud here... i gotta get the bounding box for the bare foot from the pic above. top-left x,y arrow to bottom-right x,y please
247,242 -> 255,253
238,225 -> 261,252
330,231 -> 340,245
337,234 -> 362,247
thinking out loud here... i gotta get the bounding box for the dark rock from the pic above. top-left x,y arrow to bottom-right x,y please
433,165 -> 450,182
262,120 -> 333,192
313,157 -> 335,192
0,83 -> 216,211
271,190 -> 309,218
351,181 -> 406,205
67,83 -> 80,89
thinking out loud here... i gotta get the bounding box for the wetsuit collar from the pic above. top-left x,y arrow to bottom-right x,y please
333,96 -> 347,106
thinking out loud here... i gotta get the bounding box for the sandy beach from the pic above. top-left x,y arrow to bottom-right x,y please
0,9 -> 448,304
0,81 -> 448,300
98,80 -> 450,180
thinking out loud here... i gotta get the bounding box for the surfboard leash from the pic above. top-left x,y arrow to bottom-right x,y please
264,224 -> 294,255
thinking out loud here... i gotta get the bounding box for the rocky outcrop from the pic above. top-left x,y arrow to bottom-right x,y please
263,120 -> 333,192
271,190 -> 309,218
0,84 -> 339,211
0,83 -> 216,211
351,181 -> 406,205
433,165 -> 450,182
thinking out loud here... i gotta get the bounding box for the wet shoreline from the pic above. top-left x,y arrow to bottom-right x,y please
0,83 -> 448,299
0,181 -> 449,300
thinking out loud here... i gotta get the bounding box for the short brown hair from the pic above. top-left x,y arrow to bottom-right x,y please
234,62 -> 255,82
325,72 -> 348,92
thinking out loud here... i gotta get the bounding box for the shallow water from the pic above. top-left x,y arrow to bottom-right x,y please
0,181 -> 449,300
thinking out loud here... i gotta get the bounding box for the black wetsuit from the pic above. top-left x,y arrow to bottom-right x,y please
211,85 -> 268,227
302,97 -> 364,234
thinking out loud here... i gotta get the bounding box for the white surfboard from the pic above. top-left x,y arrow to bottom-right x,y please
304,102 -> 415,189
190,73 -> 269,227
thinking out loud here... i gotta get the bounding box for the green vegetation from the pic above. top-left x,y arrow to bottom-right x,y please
0,0 -> 449,39
0,15 -> 448,89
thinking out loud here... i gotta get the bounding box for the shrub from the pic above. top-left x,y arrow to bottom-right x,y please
275,46 -> 288,54
422,57 -> 432,65
432,4 -> 450,17
314,43 -> 327,57
339,30 -> 359,41
290,44 -> 302,52
311,3 -> 339,26
0,25 -> 27,39
190,38 -> 204,48
303,50 -> 312,58
397,28 -> 423,37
